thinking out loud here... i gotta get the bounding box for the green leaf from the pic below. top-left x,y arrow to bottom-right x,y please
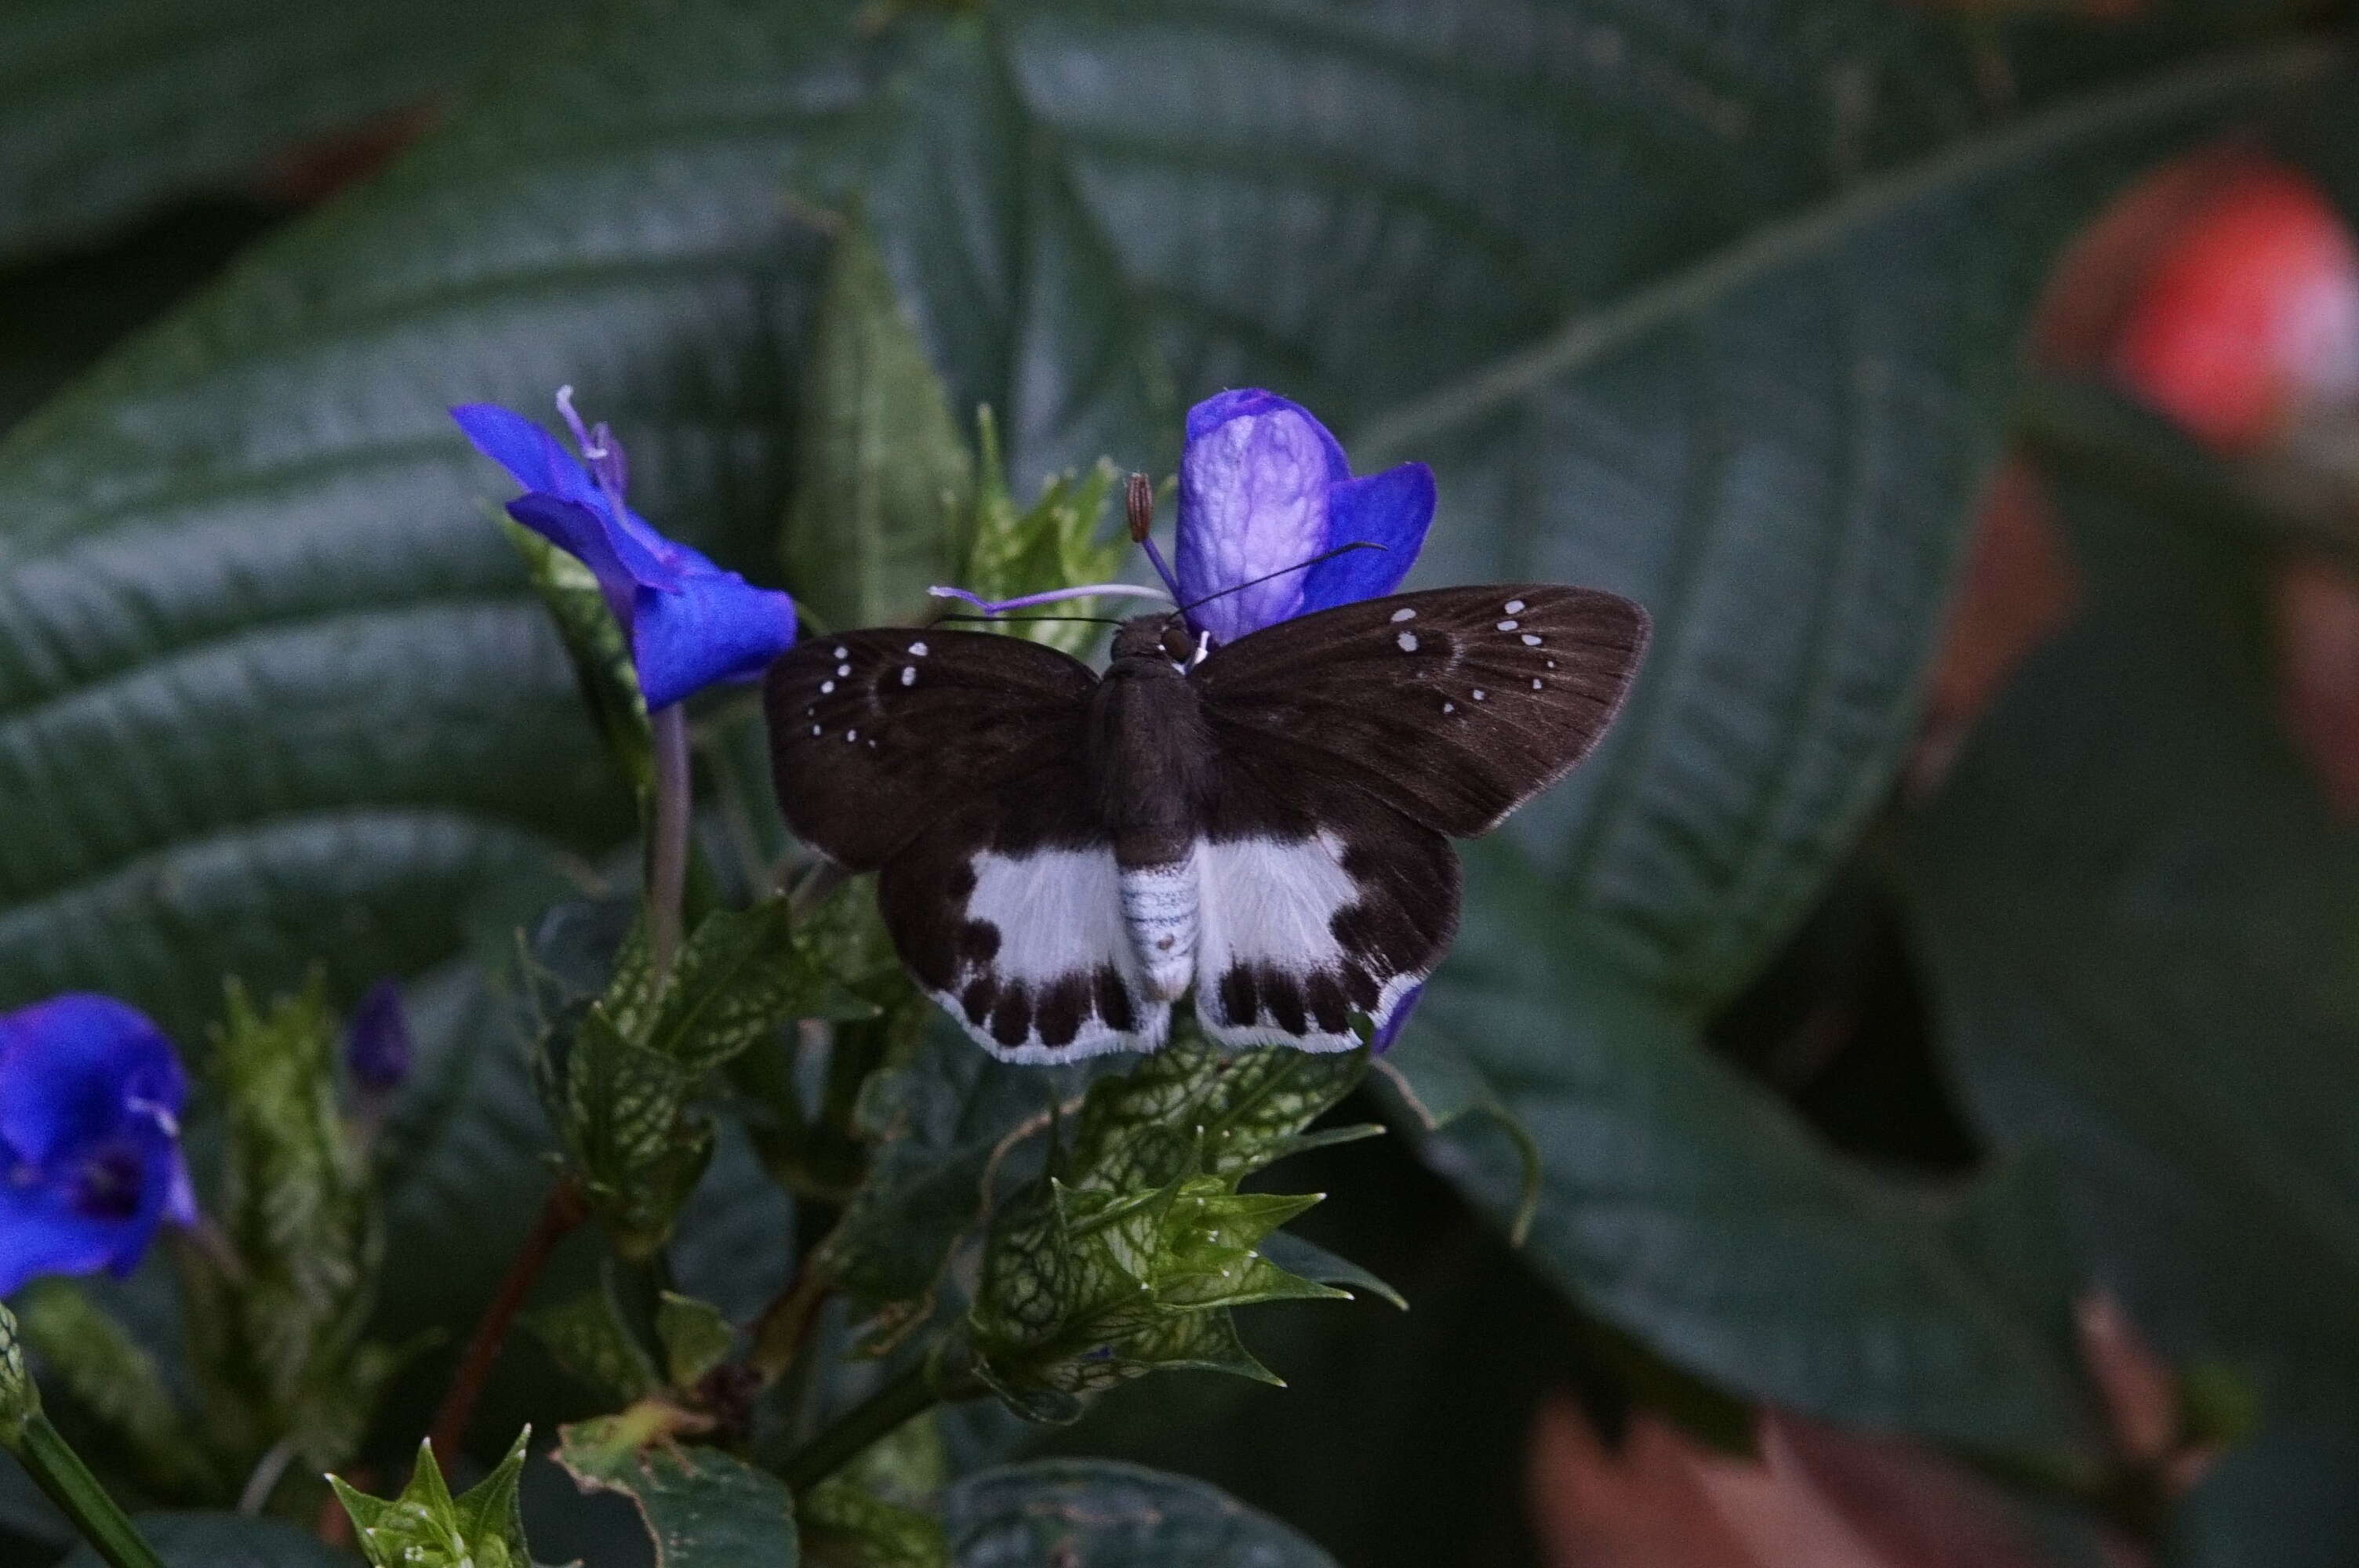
1062,1037 -> 1365,1195
503,516 -> 653,804
649,899 -> 849,1077
1899,484 -> 2359,1425
799,1478 -> 948,1568
0,0 -> 574,263
960,410 -> 1128,659
940,1461 -> 1337,1568
184,977 -> 385,1471
557,1417 -> 798,1568
796,13 -> 1172,500
655,1294 -> 738,1392
332,1430 -> 530,1568
58,1512 -> 351,1568
781,209 -> 976,634
965,1036 -> 1363,1406
11,1281 -> 218,1498
822,1015 -> 1114,1345
1411,843 -> 2105,1460
551,1004 -> 714,1260
529,1274 -> 663,1407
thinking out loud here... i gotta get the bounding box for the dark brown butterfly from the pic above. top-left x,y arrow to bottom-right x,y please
765,585 -> 1647,1061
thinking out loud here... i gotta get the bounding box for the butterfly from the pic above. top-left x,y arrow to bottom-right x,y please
765,585 -> 1648,1062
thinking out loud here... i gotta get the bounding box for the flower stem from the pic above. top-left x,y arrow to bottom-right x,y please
9,1414 -> 164,1568
649,702 -> 692,976
776,1362 -> 958,1494
427,1176 -> 586,1457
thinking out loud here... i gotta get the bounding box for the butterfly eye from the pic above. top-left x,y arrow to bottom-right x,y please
1159,622 -> 1195,663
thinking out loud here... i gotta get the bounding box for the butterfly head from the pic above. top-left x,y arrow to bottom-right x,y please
1110,612 -> 1206,676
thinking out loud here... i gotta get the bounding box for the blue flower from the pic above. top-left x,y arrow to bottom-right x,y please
451,390 -> 798,709
1173,389 -> 1435,645
345,979 -> 411,1095
0,996 -> 194,1297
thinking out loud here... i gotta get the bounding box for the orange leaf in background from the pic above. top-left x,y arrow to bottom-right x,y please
1909,455 -> 2082,797
2272,556 -> 2359,815
1525,1399 -> 2116,1568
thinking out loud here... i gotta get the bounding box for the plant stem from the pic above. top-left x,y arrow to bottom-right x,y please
9,1413 -> 164,1568
776,1363 -> 954,1494
427,1177 -> 587,1457
747,1261 -> 837,1388
649,702 -> 693,977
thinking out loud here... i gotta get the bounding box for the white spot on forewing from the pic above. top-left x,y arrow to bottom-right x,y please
1522,634 -> 1543,646
1390,608 -> 1416,622
810,724 -> 820,735
1503,599 -> 1526,614
820,680 -> 835,694
1397,631 -> 1418,652
837,663 -> 852,677
1472,689 -> 1486,701
834,646 -> 848,659
910,641 -> 929,656
1441,701 -> 1455,713
846,729 -> 857,742
1532,679 -> 1544,689
1546,659 -> 1558,670
900,666 -> 916,686
1497,619 -> 1518,631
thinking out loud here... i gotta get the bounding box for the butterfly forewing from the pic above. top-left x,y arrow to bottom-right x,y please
1191,584 -> 1649,837
764,628 -> 1098,869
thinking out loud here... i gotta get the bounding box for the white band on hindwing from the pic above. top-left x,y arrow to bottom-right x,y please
1118,850 -> 1199,1000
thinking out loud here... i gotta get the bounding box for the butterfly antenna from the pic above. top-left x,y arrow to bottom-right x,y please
936,613 -> 1127,627
1178,540 -> 1387,613
927,582 -> 1172,616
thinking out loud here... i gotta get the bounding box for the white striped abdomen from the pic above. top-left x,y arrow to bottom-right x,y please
1118,848 -> 1198,1000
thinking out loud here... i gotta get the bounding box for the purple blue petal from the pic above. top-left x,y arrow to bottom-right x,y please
631,572 -> 801,710
1299,463 -> 1435,615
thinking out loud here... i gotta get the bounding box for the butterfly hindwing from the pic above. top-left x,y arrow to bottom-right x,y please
1191,584 -> 1648,837
1190,760 -> 1459,1052
876,757 -> 1170,1062
765,628 -> 1097,869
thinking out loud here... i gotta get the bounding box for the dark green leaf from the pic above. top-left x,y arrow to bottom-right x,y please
12,1280 -> 219,1498
799,1478 -> 949,1568
1411,843 -> 2104,1459
798,13 -> 1171,500
558,1418 -> 798,1568
649,900 -> 851,1077
961,410 -> 1128,659
186,977 -> 384,1471
1899,485 -> 2359,1425
555,1006 -> 713,1260
655,1294 -> 738,1392
780,209 -> 976,634
941,1461 -> 1337,1568
823,1016 -> 1111,1345
1251,1232 -> 1407,1313
0,0 -> 575,262
57,1512 -> 351,1568
529,1274 -> 663,1407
